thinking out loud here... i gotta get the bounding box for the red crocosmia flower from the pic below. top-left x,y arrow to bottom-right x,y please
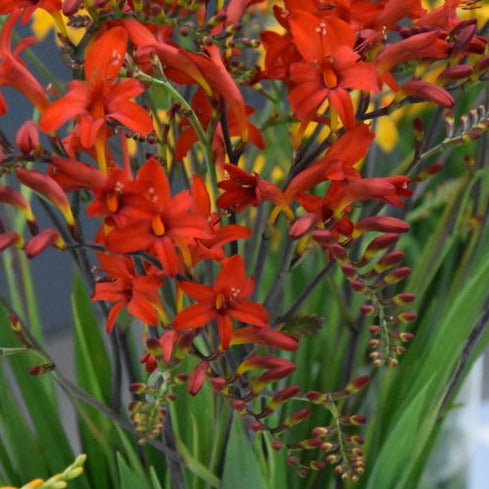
104,158 -> 213,276
39,27 -> 153,153
217,163 -> 287,213
91,253 -> 165,333
0,9 -> 48,112
86,166 -> 150,228
173,254 -> 268,349
185,45 -> 249,142
285,123 -> 375,199
0,0 -> 62,23
260,30 -> 302,82
189,175 -> 252,264
376,31 -> 449,75
121,18 -> 213,95
285,12 -> 379,126
324,176 -> 412,217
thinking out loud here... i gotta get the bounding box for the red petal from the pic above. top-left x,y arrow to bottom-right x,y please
173,303 -> 215,329
231,301 -> 268,327
178,280 -> 214,302
85,27 -> 127,83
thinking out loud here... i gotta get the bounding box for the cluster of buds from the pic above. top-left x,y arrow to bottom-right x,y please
128,371 -> 179,444
312,216 -> 416,366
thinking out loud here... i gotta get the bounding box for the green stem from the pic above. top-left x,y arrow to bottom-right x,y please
135,69 -> 218,205
0,347 -> 29,356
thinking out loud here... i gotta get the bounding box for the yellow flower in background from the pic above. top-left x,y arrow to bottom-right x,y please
31,8 -> 86,44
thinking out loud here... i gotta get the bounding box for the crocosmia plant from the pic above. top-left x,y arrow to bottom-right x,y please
1,0 -> 489,488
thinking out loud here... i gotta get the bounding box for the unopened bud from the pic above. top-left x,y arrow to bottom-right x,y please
29,362 -> 55,375
340,263 -> 357,279
360,304 -> 376,316
348,415 -> 367,426
393,292 -> 416,304
272,440 -> 282,451
400,332 -> 414,342
369,325 -> 381,335
439,65 -> 473,80
309,460 -> 325,471
312,426 -> 329,437
382,266 -> 411,285
287,455 -> 299,465
397,311 -> 417,323
284,408 -> 312,427
355,216 -> 409,235
346,375 -> 369,393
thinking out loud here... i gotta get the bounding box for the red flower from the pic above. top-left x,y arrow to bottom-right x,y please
103,158 -> 213,276
173,255 -> 268,349
39,27 -> 153,150
0,9 -> 48,113
285,123 -> 374,199
217,163 -> 286,212
91,253 -> 166,333
286,12 -> 379,127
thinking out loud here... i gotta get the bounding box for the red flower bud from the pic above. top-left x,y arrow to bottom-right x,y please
402,80 -> 454,108
16,168 -> 75,226
0,231 -> 24,251
25,229 -> 66,257
439,65 -> 473,80
0,185 -> 36,224
346,375 -> 370,393
382,266 -> 411,285
289,213 -> 319,238
16,120 -> 40,154
188,360 -> 209,396
29,362 -> 55,375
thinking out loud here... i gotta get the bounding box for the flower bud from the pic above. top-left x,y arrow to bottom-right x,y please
16,120 -> 41,155
355,216 -> 409,235
25,229 -> 66,257
29,362 -> 55,375
346,375 -> 369,393
0,231 -> 25,251
16,168 -> 75,227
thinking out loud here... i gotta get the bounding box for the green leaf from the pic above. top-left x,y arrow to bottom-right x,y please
116,452 -> 152,489
0,307 -> 75,478
72,273 -> 116,486
150,466 -> 165,489
221,416 -> 268,489
174,434 -> 220,488
366,377 -> 436,489
72,273 -> 112,403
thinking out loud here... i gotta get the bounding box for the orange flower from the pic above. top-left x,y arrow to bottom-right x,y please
92,253 -> 166,333
0,9 -> 48,112
174,255 -> 268,349
39,27 -> 153,149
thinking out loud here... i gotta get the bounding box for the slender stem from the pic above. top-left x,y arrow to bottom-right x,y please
277,262 -> 334,324
135,69 -> 217,205
264,236 -> 296,322
163,413 -> 187,489
0,347 -> 29,355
